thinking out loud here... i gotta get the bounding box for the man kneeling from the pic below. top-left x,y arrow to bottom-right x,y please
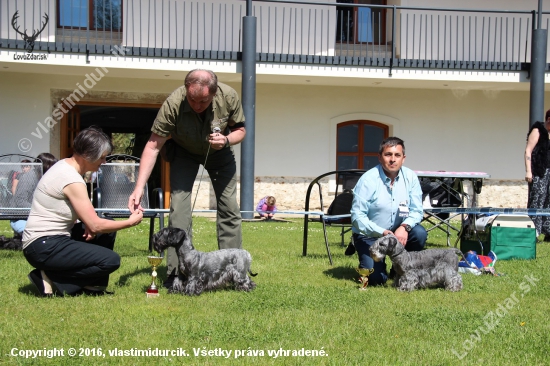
349,137 -> 427,285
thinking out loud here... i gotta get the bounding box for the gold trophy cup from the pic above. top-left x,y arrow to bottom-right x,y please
146,256 -> 163,298
355,268 -> 374,291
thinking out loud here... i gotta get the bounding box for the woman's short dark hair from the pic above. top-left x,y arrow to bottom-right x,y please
73,126 -> 113,162
35,153 -> 58,174
379,136 -> 406,155
184,69 -> 218,95
545,108 -> 550,121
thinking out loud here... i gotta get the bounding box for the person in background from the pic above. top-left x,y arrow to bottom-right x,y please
10,153 -> 58,237
22,127 -> 143,297
525,108 -> 550,241
256,196 -> 277,220
350,137 -> 427,286
10,159 -> 31,195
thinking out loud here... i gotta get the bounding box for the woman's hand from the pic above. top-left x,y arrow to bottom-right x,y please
83,225 -> 97,241
526,172 -> 533,183
128,209 -> 144,227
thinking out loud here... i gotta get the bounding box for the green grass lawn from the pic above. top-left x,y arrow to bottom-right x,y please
0,217 -> 548,365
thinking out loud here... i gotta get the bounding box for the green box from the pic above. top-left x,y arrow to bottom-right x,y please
461,215 -> 536,260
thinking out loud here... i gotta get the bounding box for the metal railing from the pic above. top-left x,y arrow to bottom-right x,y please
0,0 -> 548,71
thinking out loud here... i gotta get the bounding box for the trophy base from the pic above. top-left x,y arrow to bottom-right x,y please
146,288 -> 159,298
358,277 -> 369,291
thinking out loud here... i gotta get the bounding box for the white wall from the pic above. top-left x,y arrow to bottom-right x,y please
0,72 -> 53,155
0,70 -> 542,181
0,71 -> 241,162
254,82 -> 533,180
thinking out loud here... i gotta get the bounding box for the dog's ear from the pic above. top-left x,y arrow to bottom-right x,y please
171,228 -> 186,244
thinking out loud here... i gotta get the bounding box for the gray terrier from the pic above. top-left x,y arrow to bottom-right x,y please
369,234 -> 463,292
396,263 -> 463,292
153,227 -> 257,296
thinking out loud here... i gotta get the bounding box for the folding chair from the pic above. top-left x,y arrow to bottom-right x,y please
420,177 -> 466,246
302,169 -> 365,265
0,154 -> 42,221
95,154 -> 164,252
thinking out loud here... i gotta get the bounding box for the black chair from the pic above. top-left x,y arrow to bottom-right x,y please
95,154 -> 164,252
0,154 -> 42,221
302,169 -> 365,265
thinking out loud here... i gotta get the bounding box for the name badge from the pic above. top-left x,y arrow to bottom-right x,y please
398,201 -> 409,218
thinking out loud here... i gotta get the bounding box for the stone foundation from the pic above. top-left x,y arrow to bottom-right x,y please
189,177 -> 529,213
475,179 -> 528,208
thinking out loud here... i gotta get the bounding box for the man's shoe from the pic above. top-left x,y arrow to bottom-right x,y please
345,241 -> 356,256
28,269 -> 54,297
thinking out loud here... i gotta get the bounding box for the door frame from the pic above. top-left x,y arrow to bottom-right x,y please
60,101 -> 171,208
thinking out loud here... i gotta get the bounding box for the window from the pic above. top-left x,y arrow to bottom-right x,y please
58,0 -> 122,31
336,0 -> 386,44
336,120 -> 388,170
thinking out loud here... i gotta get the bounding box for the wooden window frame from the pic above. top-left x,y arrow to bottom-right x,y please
336,120 -> 389,170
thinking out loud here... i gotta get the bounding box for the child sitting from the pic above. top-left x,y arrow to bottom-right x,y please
256,196 -> 277,220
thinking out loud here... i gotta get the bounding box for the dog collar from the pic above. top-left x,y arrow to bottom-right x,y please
390,244 -> 405,259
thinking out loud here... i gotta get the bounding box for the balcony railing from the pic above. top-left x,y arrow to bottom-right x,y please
1,0 -> 548,72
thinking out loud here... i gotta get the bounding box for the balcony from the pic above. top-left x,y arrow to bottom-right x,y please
0,0 -> 548,72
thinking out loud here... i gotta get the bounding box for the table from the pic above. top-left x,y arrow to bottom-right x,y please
414,171 -> 491,246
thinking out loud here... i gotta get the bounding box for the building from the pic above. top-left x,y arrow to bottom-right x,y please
1,0 -> 549,211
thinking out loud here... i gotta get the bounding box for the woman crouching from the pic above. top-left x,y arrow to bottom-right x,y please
22,126 -> 143,297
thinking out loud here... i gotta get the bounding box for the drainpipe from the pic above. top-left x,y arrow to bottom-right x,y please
529,0 -> 547,127
240,0 -> 256,219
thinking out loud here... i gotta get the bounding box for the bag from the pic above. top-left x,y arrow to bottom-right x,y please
326,192 -> 353,225
458,250 -> 497,275
428,178 -> 461,208
327,192 -> 353,216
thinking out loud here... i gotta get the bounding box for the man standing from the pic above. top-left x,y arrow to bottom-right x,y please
128,69 -> 246,286
350,136 -> 427,285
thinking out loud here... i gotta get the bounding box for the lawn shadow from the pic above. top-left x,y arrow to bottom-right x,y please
18,283 -> 41,297
116,266 -> 155,287
323,266 -> 358,282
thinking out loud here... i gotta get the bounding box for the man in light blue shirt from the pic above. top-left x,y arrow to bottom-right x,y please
350,137 -> 427,285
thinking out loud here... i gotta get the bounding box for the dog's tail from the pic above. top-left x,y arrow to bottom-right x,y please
248,269 -> 258,277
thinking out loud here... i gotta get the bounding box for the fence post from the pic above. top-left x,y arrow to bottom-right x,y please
529,0 -> 547,127
240,0 -> 257,219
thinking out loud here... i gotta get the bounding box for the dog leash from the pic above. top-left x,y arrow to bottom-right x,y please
187,126 -> 219,233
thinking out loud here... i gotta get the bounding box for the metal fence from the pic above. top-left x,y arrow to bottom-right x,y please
0,0 -> 548,71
